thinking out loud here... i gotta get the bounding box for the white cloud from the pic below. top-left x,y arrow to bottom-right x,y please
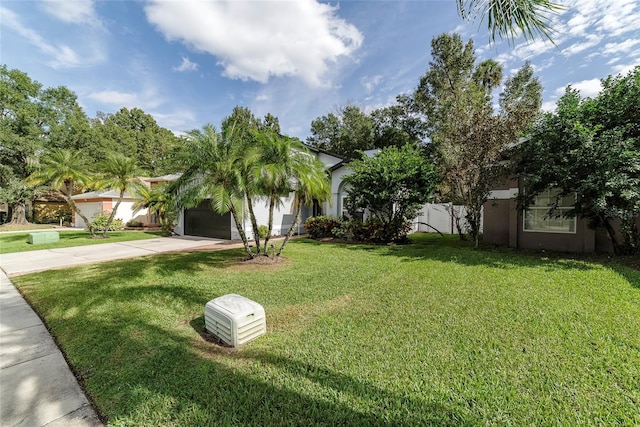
174,56 -> 198,72
41,0 -> 101,26
361,75 -> 383,94
612,63 -> 638,76
562,34 -> 602,57
541,100 -> 556,112
603,39 -> 640,55
143,0 -> 363,87
569,78 -> 602,98
0,6 -> 86,68
87,90 -> 140,106
255,94 -> 269,102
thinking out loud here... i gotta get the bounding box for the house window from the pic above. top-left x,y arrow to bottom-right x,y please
523,189 -> 576,233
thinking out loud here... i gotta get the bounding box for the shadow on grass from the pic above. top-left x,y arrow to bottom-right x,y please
26,297 -> 477,426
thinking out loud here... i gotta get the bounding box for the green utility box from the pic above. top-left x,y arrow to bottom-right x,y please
28,231 -> 60,244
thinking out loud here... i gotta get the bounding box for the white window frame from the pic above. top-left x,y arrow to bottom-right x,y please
523,189 -> 577,234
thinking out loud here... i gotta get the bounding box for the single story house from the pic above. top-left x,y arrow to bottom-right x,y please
32,190 -> 70,224
483,176 -> 639,253
70,190 -> 149,229
173,146 -> 352,240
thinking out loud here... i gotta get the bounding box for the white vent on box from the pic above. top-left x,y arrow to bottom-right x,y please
205,294 -> 266,347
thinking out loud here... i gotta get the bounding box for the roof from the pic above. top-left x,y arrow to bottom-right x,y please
71,190 -> 135,200
144,173 -> 181,183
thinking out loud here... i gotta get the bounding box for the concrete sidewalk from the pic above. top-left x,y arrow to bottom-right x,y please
0,235 -> 229,426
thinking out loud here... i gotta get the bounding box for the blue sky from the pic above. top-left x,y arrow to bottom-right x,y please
2,0 -> 639,140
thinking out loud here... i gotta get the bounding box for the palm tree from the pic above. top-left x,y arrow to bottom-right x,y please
96,153 -> 144,238
473,59 -> 503,92
26,148 -> 96,235
253,131 -> 312,254
132,184 -> 177,236
276,156 -> 331,256
457,0 -> 563,44
172,124 -> 255,258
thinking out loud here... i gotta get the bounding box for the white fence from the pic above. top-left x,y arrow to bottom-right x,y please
412,203 -> 483,235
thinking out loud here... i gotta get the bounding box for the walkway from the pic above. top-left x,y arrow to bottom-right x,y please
0,235 -> 232,426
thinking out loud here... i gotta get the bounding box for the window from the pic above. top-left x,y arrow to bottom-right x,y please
523,189 -> 576,233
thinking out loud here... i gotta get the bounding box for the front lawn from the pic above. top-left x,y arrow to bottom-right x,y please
0,230 -> 163,254
13,234 -> 640,425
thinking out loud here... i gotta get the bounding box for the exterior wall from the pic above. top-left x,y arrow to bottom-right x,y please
482,199 -> 510,245
518,214 -> 595,253
325,166 -> 352,218
234,194 -> 297,240
484,176 -> 609,253
316,152 -> 342,168
73,201 -> 104,228
73,199 -> 148,228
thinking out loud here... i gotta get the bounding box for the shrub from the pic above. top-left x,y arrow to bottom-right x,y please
126,220 -> 144,228
304,215 -> 340,239
258,225 -> 269,239
333,218 -> 413,244
91,212 -> 125,232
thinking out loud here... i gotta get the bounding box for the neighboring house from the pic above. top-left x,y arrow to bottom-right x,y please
32,190 -> 70,224
70,190 -> 149,229
173,146 -> 351,240
483,176 -> 639,253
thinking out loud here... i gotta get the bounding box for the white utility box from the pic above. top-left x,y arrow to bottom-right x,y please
205,294 -> 266,347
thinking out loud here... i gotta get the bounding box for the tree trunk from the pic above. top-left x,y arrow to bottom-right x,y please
228,203 -> 254,259
602,218 -> 622,255
262,194 -> 276,254
65,196 -> 95,236
103,191 -> 124,238
8,202 -> 29,225
245,193 -> 262,254
277,203 -> 302,256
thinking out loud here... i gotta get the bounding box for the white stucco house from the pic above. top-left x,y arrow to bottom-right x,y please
173,145 -> 353,240
70,190 -> 150,229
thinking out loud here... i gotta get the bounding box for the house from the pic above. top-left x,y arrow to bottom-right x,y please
173,146 -> 351,240
32,190 -> 70,224
483,176 -> 639,253
70,190 -> 149,229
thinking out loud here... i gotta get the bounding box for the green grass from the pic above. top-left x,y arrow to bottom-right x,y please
0,230 -> 163,254
13,234 -> 640,426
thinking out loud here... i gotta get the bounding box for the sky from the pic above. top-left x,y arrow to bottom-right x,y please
1,0 -> 639,140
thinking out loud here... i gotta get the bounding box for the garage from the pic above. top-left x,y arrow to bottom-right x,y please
184,200 -> 232,239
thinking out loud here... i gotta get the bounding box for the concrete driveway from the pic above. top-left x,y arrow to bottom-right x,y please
0,236 -> 226,277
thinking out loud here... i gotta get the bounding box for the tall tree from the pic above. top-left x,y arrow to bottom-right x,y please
518,67 -> 640,254
91,108 -> 180,175
96,153 -> 144,237
0,66 -> 77,224
414,33 -> 542,247
307,105 -> 375,158
371,95 -> 428,150
26,148 -> 96,235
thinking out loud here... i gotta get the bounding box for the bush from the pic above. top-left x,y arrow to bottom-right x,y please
258,225 -> 269,239
91,212 -> 125,232
304,215 -> 340,239
126,220 -> 144,228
